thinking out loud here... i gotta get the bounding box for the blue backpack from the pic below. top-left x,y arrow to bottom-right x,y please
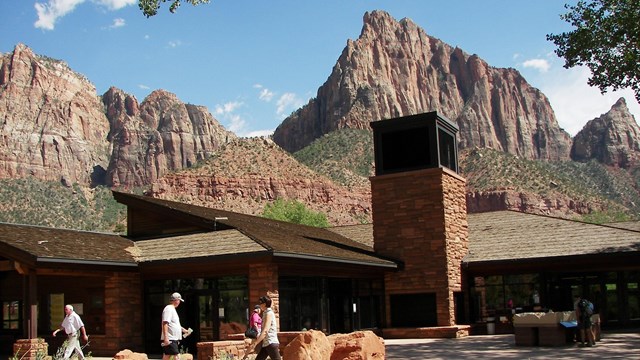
579,299 -> 594,316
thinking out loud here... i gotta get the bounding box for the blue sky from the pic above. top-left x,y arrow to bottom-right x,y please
1,1 -> 639,137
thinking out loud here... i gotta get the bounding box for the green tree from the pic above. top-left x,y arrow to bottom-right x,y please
262,198 -> 329,227
547,0 -> 640,102
139,0 -> 210,17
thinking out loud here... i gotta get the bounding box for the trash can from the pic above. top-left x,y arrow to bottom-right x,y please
486,317 -> 496,335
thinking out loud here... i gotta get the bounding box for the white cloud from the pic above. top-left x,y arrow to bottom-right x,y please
167,40 -> 182,48
34,0 -> 135,30
226,114 -> 246,134
276,93 -> 304,118
97,0 -> 136,10
110,18 -> 125,28
522,58 -> 550,73
259,88 -> 274,102
244,129 -> 275,138
214,101 -> 243,115
538,66 -> 640,136
138,84 -> 150,90
34,0 -> 84,30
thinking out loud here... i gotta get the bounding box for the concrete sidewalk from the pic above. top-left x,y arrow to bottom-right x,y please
385,331 -> 640,359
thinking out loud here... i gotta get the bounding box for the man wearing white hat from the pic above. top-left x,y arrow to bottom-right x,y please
161,292 -> 189,360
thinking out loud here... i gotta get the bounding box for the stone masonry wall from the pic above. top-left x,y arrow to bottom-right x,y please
371,167 -> 468,327
102,272 -> 144,355
248,262 -> 279,327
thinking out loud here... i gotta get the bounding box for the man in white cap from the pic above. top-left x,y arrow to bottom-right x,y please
52,304 -> 88,360
161,292 -> 189,360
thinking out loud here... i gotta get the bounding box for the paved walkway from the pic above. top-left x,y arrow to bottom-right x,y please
385,331 -> 640,359
40,330 -> 640,360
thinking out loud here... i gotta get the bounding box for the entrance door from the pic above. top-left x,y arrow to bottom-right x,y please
180,293 -> 217,356
328,279 -> 352,334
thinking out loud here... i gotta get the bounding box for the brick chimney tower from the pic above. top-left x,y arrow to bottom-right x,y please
370,111 -> 468,331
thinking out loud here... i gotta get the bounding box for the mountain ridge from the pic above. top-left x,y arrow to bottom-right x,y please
1,10 -> 640,231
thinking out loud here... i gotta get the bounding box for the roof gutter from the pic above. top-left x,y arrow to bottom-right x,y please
37,257 -> 138,267
273,252 -> 398,269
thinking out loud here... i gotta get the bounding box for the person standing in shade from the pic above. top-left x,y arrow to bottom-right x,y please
244,295 -> 281,360
52,304 -> 88,360
161,292 -> 189,360
250,304 -> 262,335
576,295 -> 595,346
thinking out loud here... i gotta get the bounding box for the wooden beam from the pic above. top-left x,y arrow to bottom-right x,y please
0,260 -> 12,271
14,261 -> 29,275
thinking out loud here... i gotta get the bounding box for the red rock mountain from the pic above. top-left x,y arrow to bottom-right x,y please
0,44 -> 234,188
0,43 -> 111,186
273,10 -> 572,161
2,6 -> 640,228
103,87 -> 235,187
147,137 -> 373,225
571,98 -> 640,168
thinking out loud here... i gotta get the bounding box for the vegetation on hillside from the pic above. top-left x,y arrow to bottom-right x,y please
262,198 -> 329,227
1,134 -> 638,231
460,148 -> 639,223
293,130 -> 639,224
0,179 -> 127,233
293,129 -> 373,188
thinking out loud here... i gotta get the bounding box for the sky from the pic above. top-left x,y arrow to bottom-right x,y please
1,0 -> 639,138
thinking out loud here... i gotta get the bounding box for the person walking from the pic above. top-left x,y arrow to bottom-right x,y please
161,292 -> 189,360
244,295 -> 281,360
52,304 -> 88,360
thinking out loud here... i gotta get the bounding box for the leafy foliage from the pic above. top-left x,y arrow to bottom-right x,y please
139,0 -> 210,17
262,198 -> 329,227
0,178 -> 126,233
547,0 -> 640,102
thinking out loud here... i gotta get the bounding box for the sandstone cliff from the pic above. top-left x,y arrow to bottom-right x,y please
0,43 -> 111,186
104,88 -> 235,187
147,137 -> 372,225
273,10 -> 572,161
571,98 -> 640,168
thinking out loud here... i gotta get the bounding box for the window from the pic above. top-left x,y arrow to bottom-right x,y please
2,301 -> 20,330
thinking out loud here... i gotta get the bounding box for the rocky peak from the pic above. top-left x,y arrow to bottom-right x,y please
273,10 -> 572,161
0,43 -> 111,186
571,97 -> 640,168
104,88 -> 236,188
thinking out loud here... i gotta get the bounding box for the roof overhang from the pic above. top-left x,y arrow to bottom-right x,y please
463,251 -> 640,276
274,251 -> 398,269
36,257 -> 138,267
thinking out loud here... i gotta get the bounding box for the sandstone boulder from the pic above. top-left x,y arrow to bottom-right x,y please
113,349 -> 148,360
328,331 -> 385,360
283,329 -> 334,360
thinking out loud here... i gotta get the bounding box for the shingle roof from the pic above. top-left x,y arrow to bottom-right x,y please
133,229 -> 265,262
113,192 -> 397,268
606,221 -> 640,232
465,211 -> 640,263
327,223 -> 374,248
0,222 -> 137,267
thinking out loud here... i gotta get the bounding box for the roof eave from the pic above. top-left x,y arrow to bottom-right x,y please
273,251 -> 398,269
37,257 -> 138,267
